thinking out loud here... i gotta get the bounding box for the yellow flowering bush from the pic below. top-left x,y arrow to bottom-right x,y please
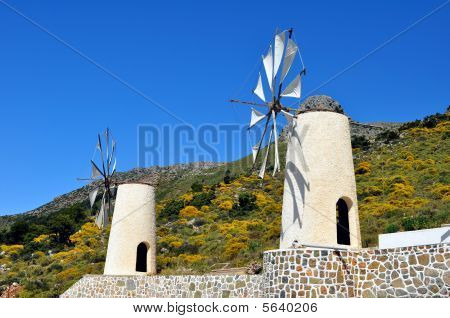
430,183 -> 450,201
178,253 -> 205,264
224,238 -> 247,258
159,235 -> 184,249
218,200 -> 233,211
69,222 -> 101,246
253,191 -> 274,208
355,162 -> 371,175
179,205 -> 203,219
56,267 -> 81,281
32,234 -> 51,243
0,244 -> 24,259
181,193 -> 193,203
389,183 -> 414,198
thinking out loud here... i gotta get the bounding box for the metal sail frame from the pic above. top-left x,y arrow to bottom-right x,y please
229,28 -> 306,178
78,128 -> 117,228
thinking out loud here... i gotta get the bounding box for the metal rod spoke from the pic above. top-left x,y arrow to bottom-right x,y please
229,99 -> 268,108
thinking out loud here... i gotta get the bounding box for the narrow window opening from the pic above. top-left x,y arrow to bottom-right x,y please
336,199 -> 350,245
136,242 -> 148,272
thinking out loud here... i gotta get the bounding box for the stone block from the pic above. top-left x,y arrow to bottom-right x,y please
417,254 -> 430,266
424,268 -> 439,278
391,278 -> 405,288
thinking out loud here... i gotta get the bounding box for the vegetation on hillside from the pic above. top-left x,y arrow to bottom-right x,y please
0,109 -> 448,297
355,111 -> 449,246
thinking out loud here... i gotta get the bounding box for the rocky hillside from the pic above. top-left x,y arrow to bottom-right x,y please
2,121 -> 395,223
0,105 -> 448,297
0,162 -> 222,229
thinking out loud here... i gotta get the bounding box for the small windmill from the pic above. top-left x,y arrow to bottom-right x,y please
78,128 -> 117,228
230,28 -> 305,178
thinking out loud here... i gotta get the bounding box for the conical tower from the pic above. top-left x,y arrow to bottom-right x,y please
104,182 -> 156,275
280,96 -> 361,250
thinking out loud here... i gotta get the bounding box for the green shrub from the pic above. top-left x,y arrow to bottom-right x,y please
190,182 -> 203,192
376,130 -> 400,144
159,199 -> 184,222
190,191 -> 215,208
238,193 -> 257,211
351,135 -> 371,150
384,223 -> 399,233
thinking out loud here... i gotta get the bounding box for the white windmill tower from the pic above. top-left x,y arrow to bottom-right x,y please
80,129 -> 156,275
231,29 -> 361,250
280,95 -> 361,250
230,28 -> 306,178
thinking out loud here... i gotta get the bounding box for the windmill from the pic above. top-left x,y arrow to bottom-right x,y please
78,128 -> 117,228
230,28 -> 306,178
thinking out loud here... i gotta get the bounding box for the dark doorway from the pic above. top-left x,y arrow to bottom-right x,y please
136,242 -> 148,272
336,199 -> 350,245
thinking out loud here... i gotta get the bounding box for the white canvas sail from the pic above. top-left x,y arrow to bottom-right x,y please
282,110 -> 295,141
249,108 -> 266,128
281,73 -> 301,98
262,45 -> 273,93
273,31 -> 286,78
102,200 -> 109,227
258,129 -> 273,179
95,198 -> 105,228
89,188 -> 99,208
111,158 -> 117,175
252,145 -> 259,163
272,111 -> 280,175
281,109 -> 294,124
253,73 -> 266,102
91,161 -> 102,179
280,39 -> 298,83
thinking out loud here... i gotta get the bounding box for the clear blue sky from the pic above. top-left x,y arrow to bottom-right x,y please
0,0 -> 449,215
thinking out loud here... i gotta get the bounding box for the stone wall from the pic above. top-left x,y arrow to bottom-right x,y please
61,274 -> 263,298
62,243 -> 449,298
263,244 -> 449,298
263,248 -> 358,297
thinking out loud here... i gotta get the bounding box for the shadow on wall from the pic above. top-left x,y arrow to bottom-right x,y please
281,123 -> 311,242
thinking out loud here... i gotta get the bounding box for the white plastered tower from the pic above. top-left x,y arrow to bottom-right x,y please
104,183 -> 157,275
280,96 -> 361,250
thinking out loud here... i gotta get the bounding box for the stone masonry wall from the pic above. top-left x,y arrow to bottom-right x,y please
62,243 -> 449,298
263,244 -> 449,298
263,248 -> 358,298
61,274 -> 262,298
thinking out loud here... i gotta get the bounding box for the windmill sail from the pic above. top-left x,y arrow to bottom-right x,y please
96,134 -> 102,151
252,145 -> 259,163
249,108 -> 266,128
91,161 -> 103,179
262,45 -> 274,93
272,111 -> 280,175
95,195 -> 105,228
82,128 -> 117,229
281,109 -> 294,123
89,188 -> 99,208
273,31 -> 286,78
280,39 -> 298,83
109,140 -> 116,167
258,128 -> 273,179
282,110 -> 295,141
111,158 -> 117,176
230,28 -> 305,180
253,73 -> 266,102
281,73 -> 301,98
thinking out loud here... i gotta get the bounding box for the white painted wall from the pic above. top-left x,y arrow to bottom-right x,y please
379,226 -> 450,249
280,111 -> 361,250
